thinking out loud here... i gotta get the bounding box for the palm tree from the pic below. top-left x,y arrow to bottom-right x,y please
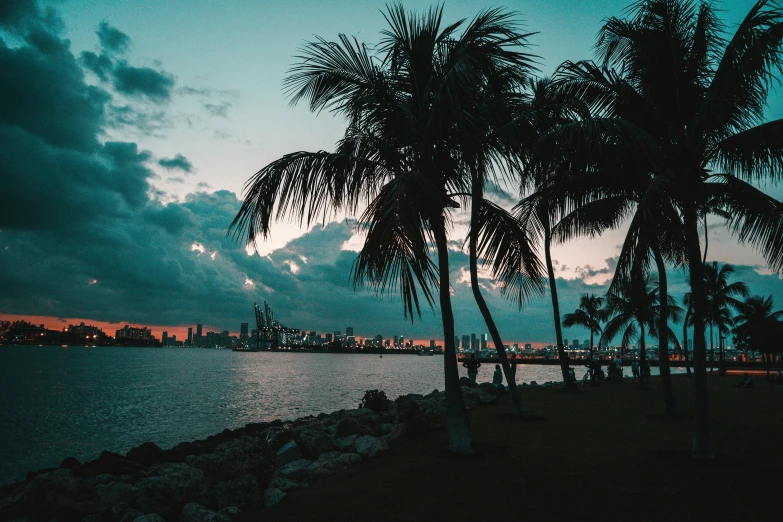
601,271 -> 682,387
563,294 -> 606,358
702,262 -> 748,372
556,0 -> 783,458
229,5 -> 543,454
733,295 -> 783,377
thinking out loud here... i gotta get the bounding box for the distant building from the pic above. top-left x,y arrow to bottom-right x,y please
162,331 -> 169,345
480,333 -> 488,350
525,343 -> 532,350
453,336 -> 459,350
563,338 -> 569,349
461,335 -> 470,351
326,333 -> 333,343
471,333 -> 478,351
240,323 -> 249,341
115,325 -> 155,344
572,339 -> 579,349
430,339 -> 436,349
187,327 -> 193,346
346,326 -> 354,337
196,324 -> 203,346
583,339 -> 590,348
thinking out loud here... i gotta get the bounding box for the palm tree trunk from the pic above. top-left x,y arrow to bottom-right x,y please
469,184 -> 526,418
590,330 -> 594,360
653,247 -> 677,417
544,226 -> 576,390
684,208 -> 712,459
639,324 -> 646,388
432,213 -> 472,454
683,309 -> 692,377
710,324 -> 715,372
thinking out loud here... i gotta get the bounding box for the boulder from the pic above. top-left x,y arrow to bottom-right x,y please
307,451 -> 362,478
477,391 -> 498,405
268,475 -> 304,492
85,451 -> 143,476
60,456 -> 82,471
95,481 -> 137,507
334,416 -> 363,438
132,514 -> 166,522
293,425 -> 338,459
126,442 -> 165,465
461,387 -> 498,408
335,433 -> 359,452
185,435 -> 273,481
477,382 -> 499,396
209,474 -> 259,511
279,459 -> 312,480
81,515 -> 104,522
395,396 -> 432,434
179,502 -> 230,522
381,423 -> 406,443
275,441 -> 302,465
135,463 -> 205,519
354,436 -> 390,458
459,376 -> 478,388
263,488 -> 286,508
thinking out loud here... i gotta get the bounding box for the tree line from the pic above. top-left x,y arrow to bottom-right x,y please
230,0 -> 783,460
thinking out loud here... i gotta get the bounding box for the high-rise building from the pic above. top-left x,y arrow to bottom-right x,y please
333,331 -> 341,341
221,330 -> 229,347
524,343 -> 532,350
187,327 -> 193,346
196,324 -> 203,346
162,331 -> 169,346
583,339 -> 590,348
471,333 -> 477,351
326,333 -> 333,342
430,339 -> 436,349
572,339 -> 579,349
461,335 -> 470,351
346,327 -> 354,337
454,336 -> 459,350
563,338 -> 569,349
480,333 -> 488,350
393,335 -> 399,347
240,323 -> 249,341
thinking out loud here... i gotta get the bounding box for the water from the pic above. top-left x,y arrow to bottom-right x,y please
0,345 -> 680,485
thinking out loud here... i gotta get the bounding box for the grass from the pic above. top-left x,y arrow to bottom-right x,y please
246,375 -> 783,522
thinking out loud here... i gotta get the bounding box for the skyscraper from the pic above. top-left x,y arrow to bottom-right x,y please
346,326 -> 354,337
480,333 -> 488,350
187,327 -> 193,346
461,335 -> 470,350
240,323 -> 249,341
162,331 -> 168,346
471,333 -> 477,351
196,324 -> 203,347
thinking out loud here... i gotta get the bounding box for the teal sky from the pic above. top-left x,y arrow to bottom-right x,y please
2,0 -> 782,343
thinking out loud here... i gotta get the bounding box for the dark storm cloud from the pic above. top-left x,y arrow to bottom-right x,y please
158,154 -> 194,173
79,50 -> 112,80
0,0 -> 39,31
96,21 -> 130,55
112,62 -> 175,102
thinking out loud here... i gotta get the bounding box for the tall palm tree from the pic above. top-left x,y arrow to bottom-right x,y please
230,5 -> 537,453
703,262 -> 748,371
600,272 -> 682,387
733,295 -> 783,377
563,294 -> 607,357
556,0 -> 783,458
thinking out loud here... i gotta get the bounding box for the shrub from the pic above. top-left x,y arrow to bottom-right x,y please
359,389 -> 391,412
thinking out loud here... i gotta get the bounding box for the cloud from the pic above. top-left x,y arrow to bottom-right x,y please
158,153 -> 194,173
204,101 -> 232,118
112,62 -> 175,103
166,176 -> 185,184
96,21 -> 130,55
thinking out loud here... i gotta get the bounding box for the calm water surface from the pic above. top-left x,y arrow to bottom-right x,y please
0,345 -> 676,484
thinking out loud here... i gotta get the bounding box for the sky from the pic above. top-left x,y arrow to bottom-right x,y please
1,0 -> 782,345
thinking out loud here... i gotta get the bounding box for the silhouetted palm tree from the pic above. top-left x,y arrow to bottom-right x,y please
703,262 -> 748,370
733,295 -> 783,377
557,0 -> 783,458
601,272 -> 682,387
230,5 -> 543,454
563,294 -> 607,358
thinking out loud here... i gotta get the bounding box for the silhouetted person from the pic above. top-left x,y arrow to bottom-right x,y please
631,359 -> 640,382
641,359 -> 651,384
462,352 -> 481,383
493,364 -> 503,387
568,367 -> 576,384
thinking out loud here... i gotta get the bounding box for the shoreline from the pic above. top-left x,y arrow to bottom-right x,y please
0,381 -> 505,521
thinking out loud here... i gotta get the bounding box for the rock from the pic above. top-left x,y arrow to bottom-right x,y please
395,396 -> 433,434
185,435 -> 273,481
216,506 -> 242,520
293,424 -> 338,459
135,463 -> 206,519
334,416 -> 363,438
275,441 -> 302,465
268,474 -> 305,492
335,433 -> 359,452
132,514 -> 166,522
81,515 -> 105,522
179,502 -> 230,522
461,387 -> 498,407
113,502 -> 140,521
279,459 -> 312,480
381,423 -> 406,443
530,380 -> 538,386
263,488 -> 285,508
60,456 -> 82,470
459,376 -> 478,388
126,441 -> 164,465
95,481 -> 137,507
210,474 -> 259,511
307,451 -> 362,478
354,435 -> 390,458
477,382 -> 499,396
85,451 -> 143,476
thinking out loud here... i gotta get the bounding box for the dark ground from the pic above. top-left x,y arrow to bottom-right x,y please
247,374 -> 783,522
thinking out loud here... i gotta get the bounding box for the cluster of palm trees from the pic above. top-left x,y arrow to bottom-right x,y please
230,0 -> 783,459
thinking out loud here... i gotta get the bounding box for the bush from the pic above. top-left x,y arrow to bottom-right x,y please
359,389 -> 391,412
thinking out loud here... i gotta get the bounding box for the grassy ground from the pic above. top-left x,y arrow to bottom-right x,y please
249,375 -> 783,522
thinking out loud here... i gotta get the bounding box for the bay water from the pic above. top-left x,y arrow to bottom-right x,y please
0,345 -> 678,484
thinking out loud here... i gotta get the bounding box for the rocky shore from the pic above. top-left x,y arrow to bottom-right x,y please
0,379 -> 505,522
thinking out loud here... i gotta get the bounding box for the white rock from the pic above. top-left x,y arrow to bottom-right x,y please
354,435 -> 390,458
276,441 -> 302,465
